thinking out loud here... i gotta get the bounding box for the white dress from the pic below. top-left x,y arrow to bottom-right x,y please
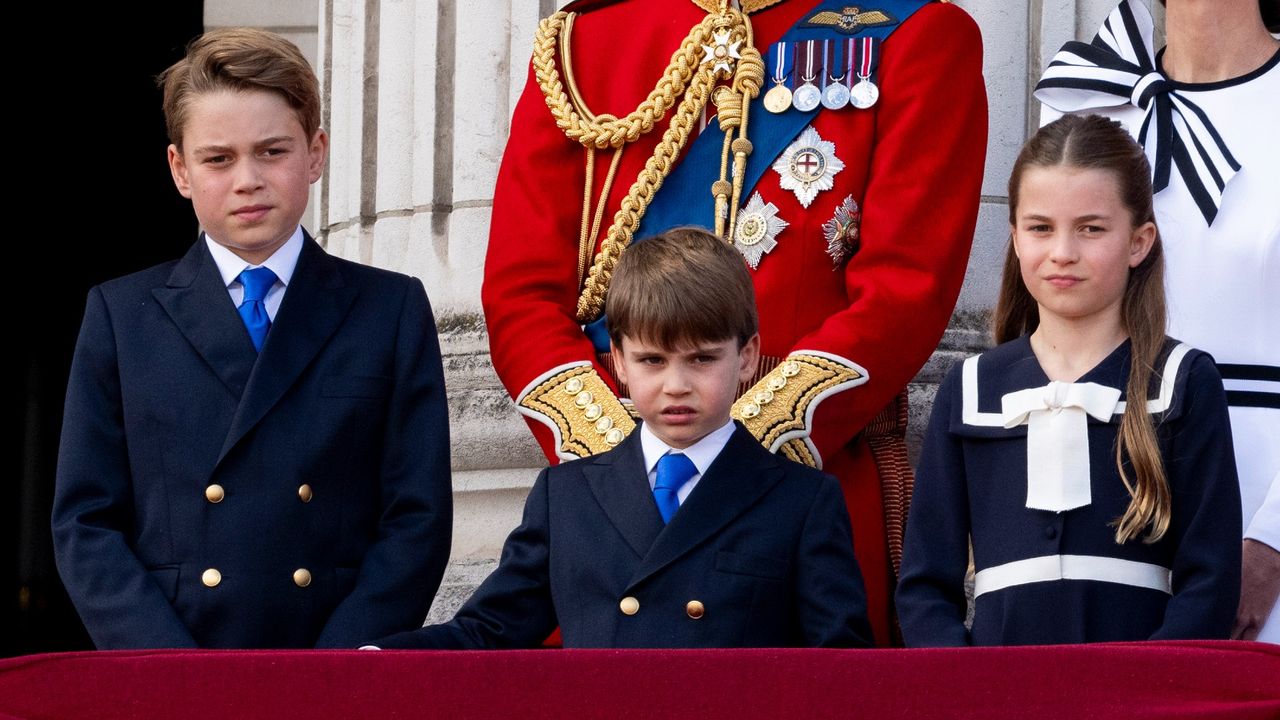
1043,47 -> 1280,642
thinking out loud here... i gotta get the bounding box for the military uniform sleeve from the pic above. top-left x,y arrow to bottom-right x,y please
481,61 -> 633,464
316,278 -> 453,647
51,287 -> 198,648
895,362 -> 971,646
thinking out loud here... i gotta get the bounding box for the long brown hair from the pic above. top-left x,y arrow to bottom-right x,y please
996,114 -> 1170,544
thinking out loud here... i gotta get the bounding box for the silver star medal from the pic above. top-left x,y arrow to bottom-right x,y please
701,30 -> 742,75
772,126 -> 845,208
822,195 -> 862,267
734,192 -> 789,269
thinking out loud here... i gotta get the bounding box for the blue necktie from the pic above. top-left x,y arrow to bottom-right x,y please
654,453 -> 697,524
237,267 -> 278,352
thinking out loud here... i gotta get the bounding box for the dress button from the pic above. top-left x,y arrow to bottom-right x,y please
293,568 -> 312,588
202,568 -> 222,588
205,484 -> 225,503
298,484 -> 314,503
1045,526 -> 1058,540
619,596 -> 640,615
686,600 -> 705,619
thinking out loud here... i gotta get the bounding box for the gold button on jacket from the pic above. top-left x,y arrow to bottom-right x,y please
204,484 -> 225,503
201,568 -> 222,587
293,568 -> 312,588
686,600 -> 705,619
298,484 -> 314,503
619,596 -> 639,615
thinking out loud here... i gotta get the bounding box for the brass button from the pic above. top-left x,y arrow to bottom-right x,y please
605,428 -> 625,446
564,377 -> 584,394
298,484 -> 314,503
619,596 -> 639,615
202,568 -> 222,588
205,484 -> 225,503
686,600 -> 705,619
293,568 -> 312,588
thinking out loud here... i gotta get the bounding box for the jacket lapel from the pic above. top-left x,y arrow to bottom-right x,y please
217,235 -> 358,463
627,425 -> 785,589
151,238 -> 258,399
584,431 -> 665,559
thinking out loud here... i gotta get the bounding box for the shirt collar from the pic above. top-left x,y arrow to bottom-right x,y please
205,226 -> 305,289
639,419 -> 736,477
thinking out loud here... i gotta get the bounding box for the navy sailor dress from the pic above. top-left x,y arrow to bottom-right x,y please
897,335 -> 1242,646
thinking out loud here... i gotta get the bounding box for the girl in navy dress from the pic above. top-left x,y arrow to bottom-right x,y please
896,114 -> 1242,646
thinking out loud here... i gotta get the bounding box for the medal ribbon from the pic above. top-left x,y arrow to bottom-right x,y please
856,37 -> 880,81
773,40 -> 790,84
821,39 -> 830,89
1034,0 -> 1240,225
845,38 -> 855,83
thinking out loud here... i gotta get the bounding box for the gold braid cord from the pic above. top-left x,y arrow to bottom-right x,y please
532,8 -> 764,324
518,365 -> 637,459
730,354 -> 867,469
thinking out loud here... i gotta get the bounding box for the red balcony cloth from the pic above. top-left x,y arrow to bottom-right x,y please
2,641 -> 1277,719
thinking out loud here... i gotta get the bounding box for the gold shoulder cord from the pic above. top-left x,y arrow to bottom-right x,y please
532,2 -> 765,324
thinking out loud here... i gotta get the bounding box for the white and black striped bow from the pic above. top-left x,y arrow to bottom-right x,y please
1035,0 -> 1240,225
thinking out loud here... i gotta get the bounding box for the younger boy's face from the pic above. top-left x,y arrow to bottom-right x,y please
613,333 -> 760,450
168,89 -> 327,265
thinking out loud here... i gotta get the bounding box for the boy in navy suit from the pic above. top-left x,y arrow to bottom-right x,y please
372,227 -> 872,649
52,28 -> 452,649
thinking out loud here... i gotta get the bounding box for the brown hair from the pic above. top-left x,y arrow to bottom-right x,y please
159,28 -> 321,149
606,226 -> 758,351
997,114 -> 1170,544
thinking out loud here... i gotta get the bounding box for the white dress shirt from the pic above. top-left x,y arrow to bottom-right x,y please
639,420 -> 737,506
204,226 -> 305,320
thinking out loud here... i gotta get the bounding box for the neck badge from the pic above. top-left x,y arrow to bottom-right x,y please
773,126 -> 845,208
733,192 -> 790,269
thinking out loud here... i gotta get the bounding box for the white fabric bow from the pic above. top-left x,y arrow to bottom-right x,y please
1001,381 -> 1123,513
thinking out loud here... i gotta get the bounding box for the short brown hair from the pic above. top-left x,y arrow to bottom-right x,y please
606,227 -> 758,350
159,28 -> 321,149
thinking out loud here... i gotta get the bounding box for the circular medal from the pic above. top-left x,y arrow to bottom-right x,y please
849,79 -> 879,109
763,83 -> 793,114
822,81 -> 850,110
792,83 -> 821,112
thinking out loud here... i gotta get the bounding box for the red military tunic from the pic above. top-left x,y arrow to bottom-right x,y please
482,0 -> 987,645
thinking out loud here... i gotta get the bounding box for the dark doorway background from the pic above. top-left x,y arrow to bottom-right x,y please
7,4 -> 204,656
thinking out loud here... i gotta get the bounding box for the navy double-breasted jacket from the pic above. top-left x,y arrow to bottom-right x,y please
375,424 -> 873,649
53,235 -> 453,649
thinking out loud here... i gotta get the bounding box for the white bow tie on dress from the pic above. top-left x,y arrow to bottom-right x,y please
1001,381 -> 1123,513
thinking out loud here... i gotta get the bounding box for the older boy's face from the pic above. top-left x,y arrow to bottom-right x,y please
613,334 -> 760,450
167,89 -> 327,265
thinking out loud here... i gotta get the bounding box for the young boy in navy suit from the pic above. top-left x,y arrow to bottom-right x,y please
52,28 -> 452,649
372,227 -> 872,649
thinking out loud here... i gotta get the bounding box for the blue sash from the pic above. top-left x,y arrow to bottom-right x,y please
585,0 -> 931,351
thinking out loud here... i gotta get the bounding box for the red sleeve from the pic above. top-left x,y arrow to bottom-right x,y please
799,3 -> 987,460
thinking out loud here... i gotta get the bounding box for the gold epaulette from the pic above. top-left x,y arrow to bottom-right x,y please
517,363 -> 638,460
730,352 -> 868,468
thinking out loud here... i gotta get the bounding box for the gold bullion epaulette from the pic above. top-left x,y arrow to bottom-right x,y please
730,352 -> 868,469
517,363 -> 638,460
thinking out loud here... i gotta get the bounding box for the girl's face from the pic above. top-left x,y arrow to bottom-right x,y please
1011,164 -> 1156,330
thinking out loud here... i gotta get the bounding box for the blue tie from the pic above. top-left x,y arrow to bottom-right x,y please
654,453 -> 697,524
237,267 -> 277,352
